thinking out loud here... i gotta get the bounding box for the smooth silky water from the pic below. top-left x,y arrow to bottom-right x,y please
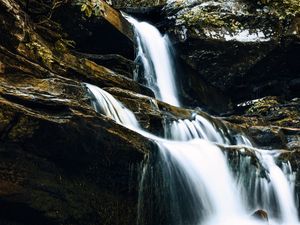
84,16 -> 299,225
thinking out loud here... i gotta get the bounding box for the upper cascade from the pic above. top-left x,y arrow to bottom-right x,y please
126,16 -> 180,107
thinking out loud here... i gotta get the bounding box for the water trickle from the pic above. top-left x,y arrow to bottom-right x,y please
85,83 -> 140,129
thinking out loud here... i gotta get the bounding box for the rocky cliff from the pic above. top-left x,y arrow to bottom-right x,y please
0,0 -> 299,224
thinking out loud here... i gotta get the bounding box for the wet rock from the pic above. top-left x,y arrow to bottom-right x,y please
0,0 -> 157,224
251,209 -> 269,223
175,58 -> 230,113
0,73 -> 154,224
52,3 -> 134,58
111,0 -> 166,9
230,96 -> 300,128
223,96 -> 300,150
163,0 -> 300,104
104,87 -> 193,135
73,52 -> 136,79
0,0 -> 154,98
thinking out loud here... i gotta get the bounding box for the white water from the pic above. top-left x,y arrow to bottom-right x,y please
260,152 -> 298,224
160,140 -> 260,225
165,115 -> 229,144
85,83 -> 140,129
126,17 -> 180,107
85,17 -> 299,225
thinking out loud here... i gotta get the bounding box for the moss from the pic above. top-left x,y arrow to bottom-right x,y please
245,97 -> 300,128
8,116 -> 39,141
246,97 -> 279,115
0,111 -> 14,132
25,41 -> 54,67
259,0 -> 300,19
180,7 -> 226,28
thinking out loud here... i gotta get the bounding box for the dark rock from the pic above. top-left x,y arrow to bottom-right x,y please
251,209 -> 269,223
175,57 -> 230,113
223,96 -> 300,150
104,87 -> 193,135
247,127 -> 286,149
0,0 -> 156,224
112,0 -> 166,8
73,52 -> 135,79
52,3 -> 135,59
0,73 -> 153,224
163,0 -> 300,104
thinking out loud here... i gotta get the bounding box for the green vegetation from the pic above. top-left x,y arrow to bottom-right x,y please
259,0 -> 300,19
75,0 -> 106,17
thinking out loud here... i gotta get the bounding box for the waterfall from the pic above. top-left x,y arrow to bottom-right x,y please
85,83 -> 140,129
259,152 -> 298,224
126,17 -> 180,107
85,17 -> 299,225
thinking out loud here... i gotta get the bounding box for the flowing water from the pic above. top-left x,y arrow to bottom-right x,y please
84,17 -> 299,225
126,17 -> 180,107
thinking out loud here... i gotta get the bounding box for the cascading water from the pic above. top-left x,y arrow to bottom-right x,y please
85,83 -> 299,225
85,83 -> 140,129
84,16 -> 299,225
126,17 -> 180,107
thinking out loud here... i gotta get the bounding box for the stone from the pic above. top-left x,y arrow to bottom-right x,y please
251,209 -> 269,223
162,0 -> 300,105
111,0 -> 166,9
0,0 -> 156,223
73,52 -> 136,79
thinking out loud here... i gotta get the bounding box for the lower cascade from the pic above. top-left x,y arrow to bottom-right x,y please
85,16 -> 298,225
85,83 -> 299,225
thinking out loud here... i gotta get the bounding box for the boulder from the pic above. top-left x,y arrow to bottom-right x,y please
73,52 -> 136,79
251,209 -> 269,223
52,2 -> 135,58
222,96 -> 300,150
104,87 -> 192,135
163,0 -> 300,104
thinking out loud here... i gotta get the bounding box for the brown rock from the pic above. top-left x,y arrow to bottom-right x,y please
251,209 -> 269,223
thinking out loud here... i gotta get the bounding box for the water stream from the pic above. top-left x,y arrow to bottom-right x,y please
85,17 -> 299,225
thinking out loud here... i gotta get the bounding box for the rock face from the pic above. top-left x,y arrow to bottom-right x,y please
0,0 -> 155,224
164,0 -> 300,104
225,96 -> 300,150
112,0 -> 166,8
0,0 -> 299,224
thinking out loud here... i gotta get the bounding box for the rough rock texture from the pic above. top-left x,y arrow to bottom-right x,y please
224,96 -> 300,150
1,0 -> 300,224
163,0 -> 300,104
0,0 -> 155,224
52,3 -> 135,59
112,0 -> 166,9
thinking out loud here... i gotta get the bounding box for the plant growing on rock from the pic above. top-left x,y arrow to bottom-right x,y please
75,0 -> 111,17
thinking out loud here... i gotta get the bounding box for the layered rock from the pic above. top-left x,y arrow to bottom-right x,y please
0,0 -> 155,224
0,0 -> 299,224
112,0 -> 166,9
163,0 -> 300,104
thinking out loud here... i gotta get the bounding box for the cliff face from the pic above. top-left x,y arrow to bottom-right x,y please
163,0 -> 300,104
0,0 -> 299,224
0,1 -> 153,224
